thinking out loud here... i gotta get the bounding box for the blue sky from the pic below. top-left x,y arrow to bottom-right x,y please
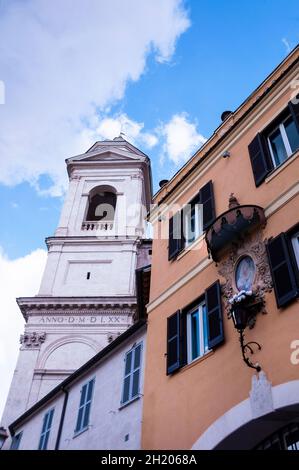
0,0 -> 298,420
0,0 -> 298,260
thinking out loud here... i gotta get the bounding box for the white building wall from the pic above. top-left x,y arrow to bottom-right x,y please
10,396 -> 65,450
38,240 -> 138,297
60,329 -> 146,450
1,349 -> 39,427
8,328 -> 146,450
1,138 -> 151,437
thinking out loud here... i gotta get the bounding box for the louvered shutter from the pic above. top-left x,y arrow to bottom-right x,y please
166,311 -> 181,374
205,281 -> 224,349
248,133 -> 273,187
266,233 -> 299,307
168,212 -> 183,260
199,180 -> 215,231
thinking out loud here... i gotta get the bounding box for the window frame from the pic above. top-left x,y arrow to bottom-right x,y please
291,231 -> 299,272
121,342 -> 143,406
74,377 -> 95,435
249,100 -> 299,187
266,112 -> 299,169
10,431 -> 23,450
183,199 -> 202,248
38,407 -> 55,450
267,115 -> 293,166
186,301 -> 209,364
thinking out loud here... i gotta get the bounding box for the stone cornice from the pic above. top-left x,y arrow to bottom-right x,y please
45,236 -> 140,248
17,296 -> 137,321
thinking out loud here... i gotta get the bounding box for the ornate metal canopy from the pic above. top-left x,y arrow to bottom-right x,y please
205,199 -> 266,262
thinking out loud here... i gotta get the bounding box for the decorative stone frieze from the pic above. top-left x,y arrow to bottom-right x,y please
20,332 -> 46,349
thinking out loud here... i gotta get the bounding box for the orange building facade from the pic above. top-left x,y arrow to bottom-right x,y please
142,46 -> 299,450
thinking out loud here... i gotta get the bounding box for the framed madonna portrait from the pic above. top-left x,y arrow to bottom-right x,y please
235,255 -> 256,292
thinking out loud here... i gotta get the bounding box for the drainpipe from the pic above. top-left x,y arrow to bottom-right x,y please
55,388 -> 69,450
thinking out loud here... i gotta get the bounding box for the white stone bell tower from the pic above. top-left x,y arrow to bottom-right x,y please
1,137 -> 152,428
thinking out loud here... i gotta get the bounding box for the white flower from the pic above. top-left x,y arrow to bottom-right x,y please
228,290 -> 253,305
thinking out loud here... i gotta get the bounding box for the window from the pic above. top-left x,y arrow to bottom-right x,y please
121,343 -> 142,405
267,114 -> 299,168
184,199 -> 202,247
187,302 -> 209,362
248,99 -> 299,187
38,408 -> 54,450
168,181 -> 215,260
267,231 -> 299,307
75,378 -> 95,434
166,281 -> 224,375
10,431 -> 22,450
291,231 -> 299,271
255,423 -> 299,450
286,428 -> 299,450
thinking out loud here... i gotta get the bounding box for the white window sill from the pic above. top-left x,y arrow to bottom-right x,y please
265,149 -> 299,184
119,394 -> 141,410
177,234 -> 205,261
182,350 -> 214,372
73,426 -> 90,439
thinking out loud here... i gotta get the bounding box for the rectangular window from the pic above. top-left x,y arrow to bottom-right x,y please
38,408 -> 54,450
121,342 -> 142,405
75,378 -> 95,434
267,114 -> 299,168
187,302 -> 209,363
10,431 -> 22,450
291,232 -> 299,271
184,199 -> 202,247
168,182 -> 215,261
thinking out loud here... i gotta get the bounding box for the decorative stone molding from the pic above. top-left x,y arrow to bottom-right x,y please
28,309 -> 135,316
228,192 -> 239,209
36,335 -> 99,369
20,332 -> 46,349
17,297 -> 137,320
250,371 -> 274,419
218,230 -> 273,327
130,170 -> 143,180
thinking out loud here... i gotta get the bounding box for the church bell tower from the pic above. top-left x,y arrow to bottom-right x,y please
1,136 -> 152,428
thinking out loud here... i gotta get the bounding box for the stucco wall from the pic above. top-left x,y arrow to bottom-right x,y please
142,60 -> 299,450
9,327 -> 146,450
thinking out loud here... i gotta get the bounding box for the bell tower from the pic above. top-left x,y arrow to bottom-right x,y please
1,137 -> 152,428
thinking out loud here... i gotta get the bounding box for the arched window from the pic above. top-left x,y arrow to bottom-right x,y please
85,186 -> 117,222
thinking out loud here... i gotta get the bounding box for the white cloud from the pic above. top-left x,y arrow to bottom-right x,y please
0,248 -> 47,419
80,113 -> 159,151
282,37 -> 291,54
0,0 -> 189,196
160,112 -> 207,164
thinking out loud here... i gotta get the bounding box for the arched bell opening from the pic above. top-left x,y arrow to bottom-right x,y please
85,185 -> 117,222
